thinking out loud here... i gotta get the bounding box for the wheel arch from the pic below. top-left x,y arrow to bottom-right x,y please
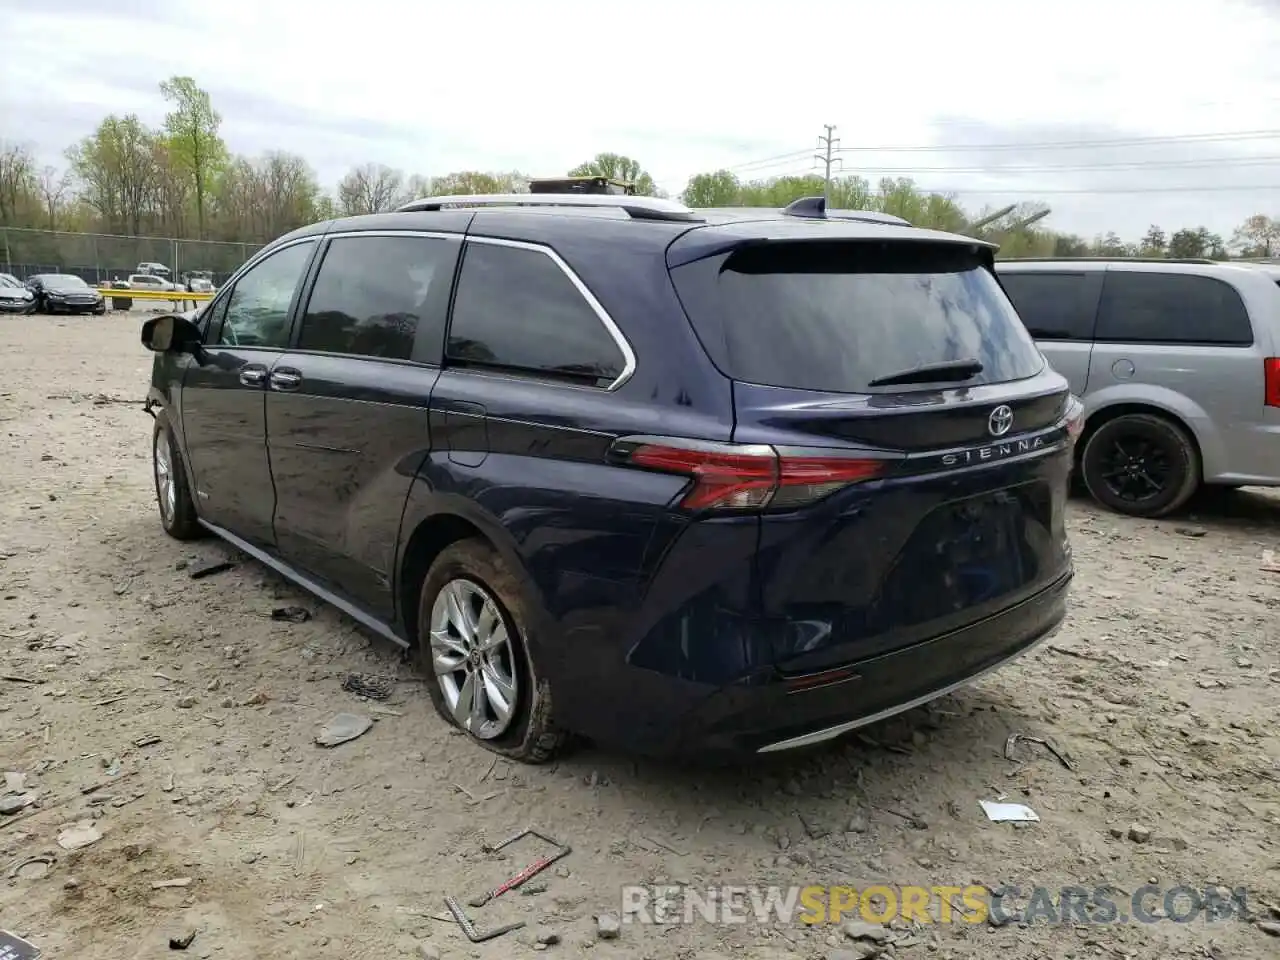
393,492 -> 544,652
1078,399 -> 1206,482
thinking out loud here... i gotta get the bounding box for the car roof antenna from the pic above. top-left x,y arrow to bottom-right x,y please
782,196 -> 827,219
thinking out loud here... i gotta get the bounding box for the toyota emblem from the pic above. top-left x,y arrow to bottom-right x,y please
988,405 -> 1014,437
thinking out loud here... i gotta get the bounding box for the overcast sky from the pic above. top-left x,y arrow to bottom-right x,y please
2,0 -> 1279,240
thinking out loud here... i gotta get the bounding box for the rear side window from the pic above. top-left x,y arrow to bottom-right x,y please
998,272 -> 1096,341
670,241 -> 1045,393
1096,272 -> 1253,346
446,241 -> 627,387
298,234 -> 458,362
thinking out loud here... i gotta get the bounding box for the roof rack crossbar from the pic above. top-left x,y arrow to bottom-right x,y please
396,193 -> 703,223
780,196 -> 912,226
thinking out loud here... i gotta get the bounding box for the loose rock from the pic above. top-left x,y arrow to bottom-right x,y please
1127,823 -> 1152,844
841,919 -> 890,942
595,913 -> 620,940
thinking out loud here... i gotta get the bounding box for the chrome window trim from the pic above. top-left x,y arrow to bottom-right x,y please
459,235 -> 638,392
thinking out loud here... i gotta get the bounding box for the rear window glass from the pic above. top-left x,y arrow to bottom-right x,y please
670,241 -> 1045,393
1095,272 -> 1253,346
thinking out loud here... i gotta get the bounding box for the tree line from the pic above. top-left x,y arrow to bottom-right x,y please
1,76 -> 1277,266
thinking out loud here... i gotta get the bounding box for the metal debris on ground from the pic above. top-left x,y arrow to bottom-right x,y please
188,560 -> 235,580
468,828 -> 571,907
168,930 -> 198,950
444,895 -> 524,943
271,606 -> 311,623
1003,732 -> 1075,770
340,673 -> 393,700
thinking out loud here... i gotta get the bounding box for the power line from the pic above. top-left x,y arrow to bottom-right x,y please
758,175 -> 1280,195
720,129 -> 1280,178
825,155 -> 1280,175
834,129 -> 1280,154
725,149 -> 814,173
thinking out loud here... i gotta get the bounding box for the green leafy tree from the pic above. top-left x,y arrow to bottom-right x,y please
1167,227 -> 1207,259
67,115 -> 158,234
160,77 -> 227,239
569,153 -> 656,196
1139,225 -> 1167,256
429,171 -> 526,195
681,169 -> 741,207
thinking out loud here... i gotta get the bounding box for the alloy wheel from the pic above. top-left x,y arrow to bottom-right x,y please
429,578 -> 519,739
154,432 -> 176,524
1097,434 -> 1171,505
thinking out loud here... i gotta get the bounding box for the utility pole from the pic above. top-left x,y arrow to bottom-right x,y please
814,124 -> 840,206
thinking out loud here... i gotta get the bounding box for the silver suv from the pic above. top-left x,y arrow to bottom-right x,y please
995,258 -> 1280,517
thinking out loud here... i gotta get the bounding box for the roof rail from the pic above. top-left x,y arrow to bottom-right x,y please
396,193 -> 703,222
1000,256 -> 1218,265
781,196 -> 911,226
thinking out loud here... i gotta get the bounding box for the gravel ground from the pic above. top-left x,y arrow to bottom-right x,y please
1,314 -> 1278,960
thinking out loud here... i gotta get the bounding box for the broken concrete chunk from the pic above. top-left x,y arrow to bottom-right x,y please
57,820 -> 102,850
315,713 -> 372,747
595,913 -> 620,939
0,793 -> 37,816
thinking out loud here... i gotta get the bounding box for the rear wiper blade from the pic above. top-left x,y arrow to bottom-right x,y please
866,358 -> 984,388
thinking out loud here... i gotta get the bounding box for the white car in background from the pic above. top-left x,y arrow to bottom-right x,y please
125,273 -> 180,292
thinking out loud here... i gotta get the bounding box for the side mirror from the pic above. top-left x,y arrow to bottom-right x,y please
141,313 -> 202,354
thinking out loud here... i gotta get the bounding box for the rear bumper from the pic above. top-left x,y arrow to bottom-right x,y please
602,568 -> 1071,758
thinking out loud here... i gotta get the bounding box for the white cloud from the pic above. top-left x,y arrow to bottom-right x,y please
2,0 -> 1279,238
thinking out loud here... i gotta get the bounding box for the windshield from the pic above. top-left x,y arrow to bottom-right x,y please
671,240 -> 1045,393
0,276 -> 16,288
44,275 -> 88,287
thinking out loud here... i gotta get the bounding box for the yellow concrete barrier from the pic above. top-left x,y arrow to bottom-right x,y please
97,287 -> 215,302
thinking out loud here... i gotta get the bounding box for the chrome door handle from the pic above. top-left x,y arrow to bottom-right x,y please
269,369 -> 302,391
238,366 -> 267,386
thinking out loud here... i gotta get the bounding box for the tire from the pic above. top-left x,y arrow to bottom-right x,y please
1080,413 -> 1200,518
417,540 -> 567,763
152,413 -> 203,540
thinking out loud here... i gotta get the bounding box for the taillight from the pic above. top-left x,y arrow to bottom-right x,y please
1064,394 -> 1085,445
618,439 -> 884,511
1265,358 -> 1280,408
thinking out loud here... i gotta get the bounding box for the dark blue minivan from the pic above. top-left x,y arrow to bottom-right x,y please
141,193 -> 1079,761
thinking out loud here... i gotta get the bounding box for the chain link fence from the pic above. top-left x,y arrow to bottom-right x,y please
0,227 -> 263,285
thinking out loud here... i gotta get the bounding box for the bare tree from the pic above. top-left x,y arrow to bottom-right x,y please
38,165 -> 72,229
0,142 -> 38,225
337,163 -> 407,216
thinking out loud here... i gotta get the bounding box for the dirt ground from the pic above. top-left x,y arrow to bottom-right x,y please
1,313 -> 1278,960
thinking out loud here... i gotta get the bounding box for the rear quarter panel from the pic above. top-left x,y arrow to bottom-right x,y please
1086,265 -> 1280,483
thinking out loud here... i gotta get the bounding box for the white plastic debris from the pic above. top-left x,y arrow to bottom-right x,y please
979,800 -> 1040,823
